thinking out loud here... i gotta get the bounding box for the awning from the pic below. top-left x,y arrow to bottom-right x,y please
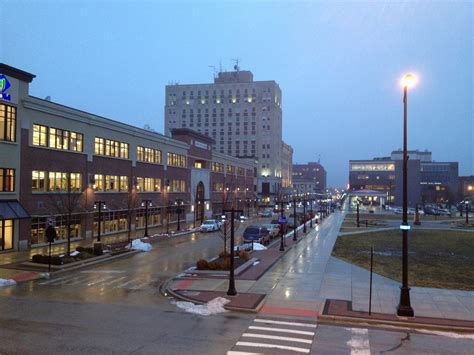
0,200 -> 30,219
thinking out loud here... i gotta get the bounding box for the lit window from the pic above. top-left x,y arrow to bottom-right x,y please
0,168 -> 15,192
0,104 -> 16,142
32,170 -> 46,192
32,124 -> 48,146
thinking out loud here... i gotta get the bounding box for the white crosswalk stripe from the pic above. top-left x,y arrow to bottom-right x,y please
36,273 -> 151,290
347,328 -> 370,355
229,317 -> 317,354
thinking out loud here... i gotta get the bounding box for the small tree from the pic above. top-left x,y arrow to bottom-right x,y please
124,183 -> 140,246
47,173 -> 84,256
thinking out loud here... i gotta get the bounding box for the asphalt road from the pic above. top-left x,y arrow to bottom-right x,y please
1,216 -> 473,354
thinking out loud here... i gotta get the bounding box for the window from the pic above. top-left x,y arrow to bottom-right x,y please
32,170 -> 46,192
94,174 -> 104,191
167,152 -> 187,167
70,173 -> 82,191
136,207 -> 161,228
70,132 -> 83,152
212,162 -> 224,173
94,210 -> 128,236
105,175 -> 118,191
0,168 -> 15,192
31,214 -> 81,245
136,177 -> 161,192
49,127 -> 69,150
0,219 -> 13,250
32,124 -> 48,146
48,172 -> 68,191
119,176 -> 128,191
237,167 -> 245,176
194,160 -> 205,169
0,104 -> 16,142
227,165 -> 235,174
137,146 -> 162,164
95,137 -> 128,158
170,180 -> 186,192
213,182 -> 224,191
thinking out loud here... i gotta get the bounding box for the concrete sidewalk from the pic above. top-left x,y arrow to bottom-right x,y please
167,205 -> 474,330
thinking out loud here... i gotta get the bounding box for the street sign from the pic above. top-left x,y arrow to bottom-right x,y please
278,216 -> 287,224
46,216 -> 56,227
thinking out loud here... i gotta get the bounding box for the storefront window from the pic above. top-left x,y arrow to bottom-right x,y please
0,219 -> 13,250
31,215 -> 81,245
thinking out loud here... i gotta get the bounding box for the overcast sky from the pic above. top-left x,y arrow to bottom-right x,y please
1,0 -> 472,187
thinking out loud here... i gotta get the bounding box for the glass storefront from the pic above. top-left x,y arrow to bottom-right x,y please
31,215 -> 81,245
0,219 -> 13,250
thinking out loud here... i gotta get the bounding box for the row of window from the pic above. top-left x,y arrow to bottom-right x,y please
167,152 -> 187,168
32,171 -> 82,192
93,175 -> 129,192
33,124 -> 83,152
94,137 -> 129,159
0,168 -> 15,192
137,146 -> 162,164
31,215 -> 81,245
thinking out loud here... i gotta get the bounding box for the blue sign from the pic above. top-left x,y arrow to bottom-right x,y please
0,74 -> 11,102
278,216 -> 287,224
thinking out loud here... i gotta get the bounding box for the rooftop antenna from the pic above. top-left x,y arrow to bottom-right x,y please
232,58 -> 241,71
219,60 -> 223,73
208,65 -> 217,79
318,154 -> 321,163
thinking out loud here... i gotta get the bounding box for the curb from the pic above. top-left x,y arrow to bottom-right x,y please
318,314 -> 474,333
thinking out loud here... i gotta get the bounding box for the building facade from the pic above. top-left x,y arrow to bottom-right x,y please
349,150 -> 459,206
292,161 -> 327,194
164,69 -> 292,198
0,63 -> 255,252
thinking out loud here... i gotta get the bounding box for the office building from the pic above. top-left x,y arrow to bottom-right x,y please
164,69 -> 292,199
292,161 -> 327,194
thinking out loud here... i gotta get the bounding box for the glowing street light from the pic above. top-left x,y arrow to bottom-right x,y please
397,73 -> 416,318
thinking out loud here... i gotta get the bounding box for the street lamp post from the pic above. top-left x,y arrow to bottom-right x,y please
303,196 -> 307,233
356,200 -> 360,228
293,196 -> 298,241
397,73 -> 416,318
310,197 -> 314,228
141,199 -> 152,238
222,207 -> 243,296
93,201 -> 106,242
175,199 -> 183,231
466,201 -> 469,224
275,197 -> 286,251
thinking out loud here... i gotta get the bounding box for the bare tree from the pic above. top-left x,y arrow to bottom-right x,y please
47,173 -> 84,256
216,175 -> 242,254
124,184 -> 140,246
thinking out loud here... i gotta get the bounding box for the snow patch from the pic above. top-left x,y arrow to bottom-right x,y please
237,242 -> 267,251
70,251 -> 80,257
0,278 -> 16,287
172,297 -> 230,316
129,239 -> 152,252
252,261 -> 260,266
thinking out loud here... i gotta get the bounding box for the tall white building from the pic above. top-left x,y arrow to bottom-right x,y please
164,69 -> 292,197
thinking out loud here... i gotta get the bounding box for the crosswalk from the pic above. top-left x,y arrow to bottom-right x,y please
37,271 -> 152,290
228,317 -> 317,354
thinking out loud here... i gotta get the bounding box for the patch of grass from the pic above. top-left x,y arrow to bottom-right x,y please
332,229 -> 474,291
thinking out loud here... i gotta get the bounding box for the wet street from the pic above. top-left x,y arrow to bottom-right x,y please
0,227 -> 254,354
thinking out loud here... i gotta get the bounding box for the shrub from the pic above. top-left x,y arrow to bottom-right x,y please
220,257 -> 231,270
196,259 -> 209,270
219,251 -> 230,258
207,261 -> 219,270
76,246 -> 94,254
238,250 -> 250,261
31,254 -> 43,263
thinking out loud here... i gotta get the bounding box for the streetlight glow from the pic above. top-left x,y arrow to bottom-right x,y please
401,73 -> 417,89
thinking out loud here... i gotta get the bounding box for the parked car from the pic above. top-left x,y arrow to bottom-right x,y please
262,223 -> 279,239
200,220 -> 221,232
258,209 -> 273,217
242,225 -> 270,245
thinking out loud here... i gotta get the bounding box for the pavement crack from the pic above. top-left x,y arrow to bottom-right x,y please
380,332 -> 410,353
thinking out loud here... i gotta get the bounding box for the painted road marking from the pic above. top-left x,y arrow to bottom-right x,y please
39,276 -> 69,285
347,328 -> 370,355
254,318 -> 317,328
235,342 -> 310,353
101,276 -> 128,286
242,333 -> 312,344
81,270 -> 125,274
227,351 -> 262,355
86,276 -> 116,287
230,317 -> 317,354
248,326 -> 315,336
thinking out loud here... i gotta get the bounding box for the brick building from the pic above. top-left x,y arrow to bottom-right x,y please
0,64 -> 255,252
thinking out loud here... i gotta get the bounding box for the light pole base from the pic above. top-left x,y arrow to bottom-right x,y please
227,286 -> 237,296
397,286 -> 414,317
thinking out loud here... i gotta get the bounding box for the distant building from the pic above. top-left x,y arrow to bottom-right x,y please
164,69 -> 292,199
459,176 -> 474,200
349,150 -> 459,206
292,161 -> 327,194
